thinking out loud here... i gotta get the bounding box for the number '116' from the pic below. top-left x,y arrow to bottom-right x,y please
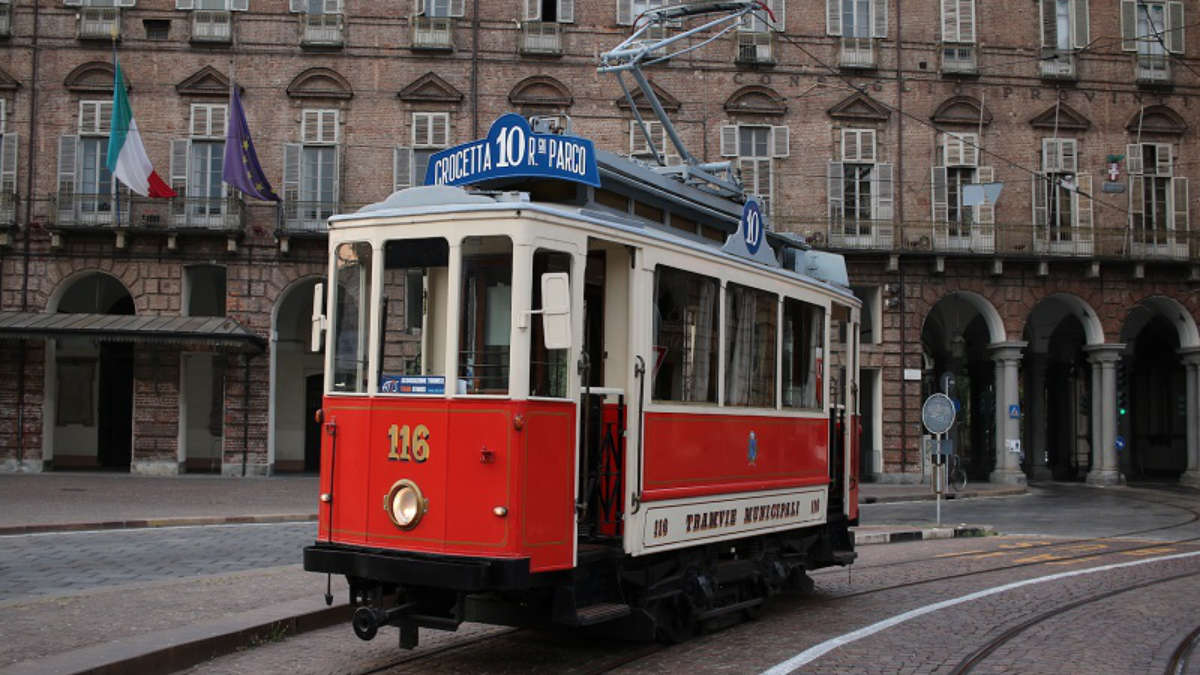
387,424 -> 430,462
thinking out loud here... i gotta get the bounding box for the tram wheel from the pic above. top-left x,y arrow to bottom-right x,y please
653,594 -> 696,644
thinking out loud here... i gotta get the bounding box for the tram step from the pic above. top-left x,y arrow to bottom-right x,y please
574,602 -> 632,626
832,550 -> 857,566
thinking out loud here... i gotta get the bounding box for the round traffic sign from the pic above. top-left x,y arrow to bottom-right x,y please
921,393 -> 956,434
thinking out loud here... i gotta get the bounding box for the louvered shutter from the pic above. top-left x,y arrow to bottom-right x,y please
331,146 -> 341,210
230,0 -> 248,10
302,111 -> 318,143
1129,175 -> 1144,227
57,135 -> 78,224
290,0 -> 304,11
1127,143 -> 1144,174
1071,0 -> 1088,48
1,133 -> 18,200
959,0 -> 974,42
1072,173 -> 1092,231
1173,177 -> 1188,232
943,134 -> 963,166
872,163 -> 893,221
872,0 -> 887,37
431,114 -> 449,147
283,143 -> 301,221
394,147 -> 413,191
767,0 -> 784,30
558,0 -> 574,23
617,0 -> 632,25
449,0 -> 464,17
826,0 -> 841,35
961,133 -> 978,166
1121,0 -> 1137,50
414,114 -> 429,146
1032,174 -> 1048,227
170,139 -> 189,200
1040,0 -> 1056,47
1166,0 -> 1184,53
858,130 -> 876,162
975,166 -> 995,224
828,161 -> 844,223
942,0 -> 958,41
1156,143 -> 1172,176
1060,139 -> 1077,173
720,125 -> 737,157
931,166 -> 949,223
176,0 -> 194,9
1042,139 -> 1061,172
322,111 -> 338,143
771,126 -> 789,158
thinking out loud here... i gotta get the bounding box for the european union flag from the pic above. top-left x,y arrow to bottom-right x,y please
222,84 -> 280,202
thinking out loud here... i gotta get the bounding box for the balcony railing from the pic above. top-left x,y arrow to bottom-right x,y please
0,193 -> 15,225
783,218 -> 1198,262
53,191 -> 131,228
191,10 -> 232,43
281,200 -> 338,234
1136,54 -> 1171,85
839,37 -> 875,69
520,21 -> 562,54
170,197 -> 244,231
52,192 -> 247,232
1040,51 -> 1077,79
0,3 -> 12,38
940,44 -> 976,75
736,31 -> 774,65
411,16 -> 452,50
301,12 -> 344,47
78,7 -> 120,40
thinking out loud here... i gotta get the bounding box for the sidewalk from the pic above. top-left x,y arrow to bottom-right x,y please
0,473 -> 1018,675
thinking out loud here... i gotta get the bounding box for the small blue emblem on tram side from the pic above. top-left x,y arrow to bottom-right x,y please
424,114 -> 601,188
741,199 -> 764,255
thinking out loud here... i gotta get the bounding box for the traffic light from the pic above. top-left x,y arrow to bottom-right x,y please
883,283 -> 902,310
1116,360 -> 1128,417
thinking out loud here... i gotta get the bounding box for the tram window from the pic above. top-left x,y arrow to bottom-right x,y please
669,213 -> 698,235
782,298 -> 824,409
652,266 -> 718,403
377,237 -> 449,394
725,283 -> 778,408
633,201 -> 664,223
459,236 -> 513,395
593,188 -> 628,213
700,224 -> 726,242
332,242 -> 373,393
530,249 -> 572,398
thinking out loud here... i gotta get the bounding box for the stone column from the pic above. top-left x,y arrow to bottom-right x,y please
1027,352 -> 1052,481
1180,349 -> 1200,489
989,341 -> 1027,485
1084,344 -> 1125,486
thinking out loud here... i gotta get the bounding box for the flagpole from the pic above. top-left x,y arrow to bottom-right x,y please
111,27 -> 121,230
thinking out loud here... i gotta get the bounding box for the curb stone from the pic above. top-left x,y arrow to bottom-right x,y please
852,525 -> 994,546
0,514 -> 317,536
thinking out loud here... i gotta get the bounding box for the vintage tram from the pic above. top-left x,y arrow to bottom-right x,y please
302,111 -> 861,648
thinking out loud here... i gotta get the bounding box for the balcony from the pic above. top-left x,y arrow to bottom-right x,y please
828,219 -> 894,249
78,7 -> 120,40
170,197 -> 244,231
280,200 -> 338,234
52,191 -> 131,229
736,31 -> 774,65
520,21 -> 562,55
1136,54 -> 1172,86
411,16 -> 452,50
933,222 -> 995,253
301,12 -> 344,47
940,44 -> 976,75
0,3 -> 12,38
191,10 -> 232,43
839,37 -> 875,69
1039,51 -> 1077,80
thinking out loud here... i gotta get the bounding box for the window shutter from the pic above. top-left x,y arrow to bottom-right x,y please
190,105 -> 206,137
414,114 -> 429,146
827,160 -> 844,222
302,111 -> 318,143
860,130 -> 876,162
230,0 -> 248,10
324,0 -> 342,13
943,133 -> 964,166
331,146 -> 341,208
771,126 -> 789,158
558,0 -> 574,23
975,166 -> 995,224
79,102 -> 96,134
617,0 -> 632,25
942,0 -> 958,42
961,133 -> 978,166
959,0 -> 974,42
872,0 -> 887,37
1,133 -> 18,199
290,0 -> 304,11
1173,177 -> 1188,232
1072,173 -> 1092,230
872,163 -> 893,220
170,139 -> 189,198
1120,0 -> 1136,50
1040,0 -> 1056,47
283,143 -> 301,220
57,135 -> 78,223
1032,174 -> 1048,227
176,0 -> 193,9
826,0 -> 841,35
322,110 -> 338,143
394,147 -> 413,191
1129,175 -> 1144,226
449,0 -> 464,17
1156,143 -> 1173,175
931,166 -> 948,223
1126,143 -> 1144,174
1071,0 -> 1088,48
1166,0 -> 1184,53
720,125 -> 738,157
431,114 -> 449,147
1060,139 -> 1077,173
1042,139 -> 1061,172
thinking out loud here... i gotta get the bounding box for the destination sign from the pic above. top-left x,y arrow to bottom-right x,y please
424,114 -> 600,188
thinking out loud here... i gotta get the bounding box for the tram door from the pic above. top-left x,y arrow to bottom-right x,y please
579,241 -> 631,541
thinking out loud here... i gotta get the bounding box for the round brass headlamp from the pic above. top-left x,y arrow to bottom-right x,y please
383,479 -> 429,530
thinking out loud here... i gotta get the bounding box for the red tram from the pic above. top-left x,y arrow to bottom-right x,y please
302,112 -> 861,646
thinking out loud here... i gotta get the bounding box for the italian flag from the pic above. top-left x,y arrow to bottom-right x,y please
106,61 -> 176,198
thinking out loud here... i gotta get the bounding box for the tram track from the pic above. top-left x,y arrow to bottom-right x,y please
1166,624 -> 1200,675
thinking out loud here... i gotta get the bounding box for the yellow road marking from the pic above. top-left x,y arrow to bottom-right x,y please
1013,553 -> 1067,563
935,550 -> 986,558
1121,547 -> 1176,556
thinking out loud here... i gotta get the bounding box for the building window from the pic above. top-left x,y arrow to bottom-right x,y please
931,132 -> 995,251
827,128 -> 893,246
1032,138 -> 1093,255
940,0 -> 976,73
0,99 -> 16,225
283,109 -> 340,232
68,0 -> 133,39
617,0 -> 673,25
1122,0 -> 1183,83
720,123 -> 788,216
394,112 -> 450,191
184,265 -> 227,317
629,120 -> 680,165
1040,0 -> 1087,78
56,101 -> 118,226
176,0 -> 246,43
170,104 -> 229,229
1127,142 -> 1188,257
521,0 -> 572,54
827,0 -> 885,68
292,0 -> 344,46
143,18 -> 170,39
735,0 -> 783,62
412,0 -> 462,49
0,0 -> 11,38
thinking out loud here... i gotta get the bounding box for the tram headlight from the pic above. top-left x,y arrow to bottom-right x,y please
384,480 -> 428,530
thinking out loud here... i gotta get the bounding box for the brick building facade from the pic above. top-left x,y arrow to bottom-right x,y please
0,0 -> 1197,485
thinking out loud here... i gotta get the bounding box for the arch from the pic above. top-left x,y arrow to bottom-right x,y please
1022,292 -> 1105,348
508,75 -> 573,108
286,67 -> 354,99
723,85 -> 787,116
268,275 -> 326,472
930,95 -> 992,127
48,270 -> 135,314
1125,105 -> 1188,136
1120,295 -> 1200,348
925,290 -> 1006,344
64,62 -> 117,94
